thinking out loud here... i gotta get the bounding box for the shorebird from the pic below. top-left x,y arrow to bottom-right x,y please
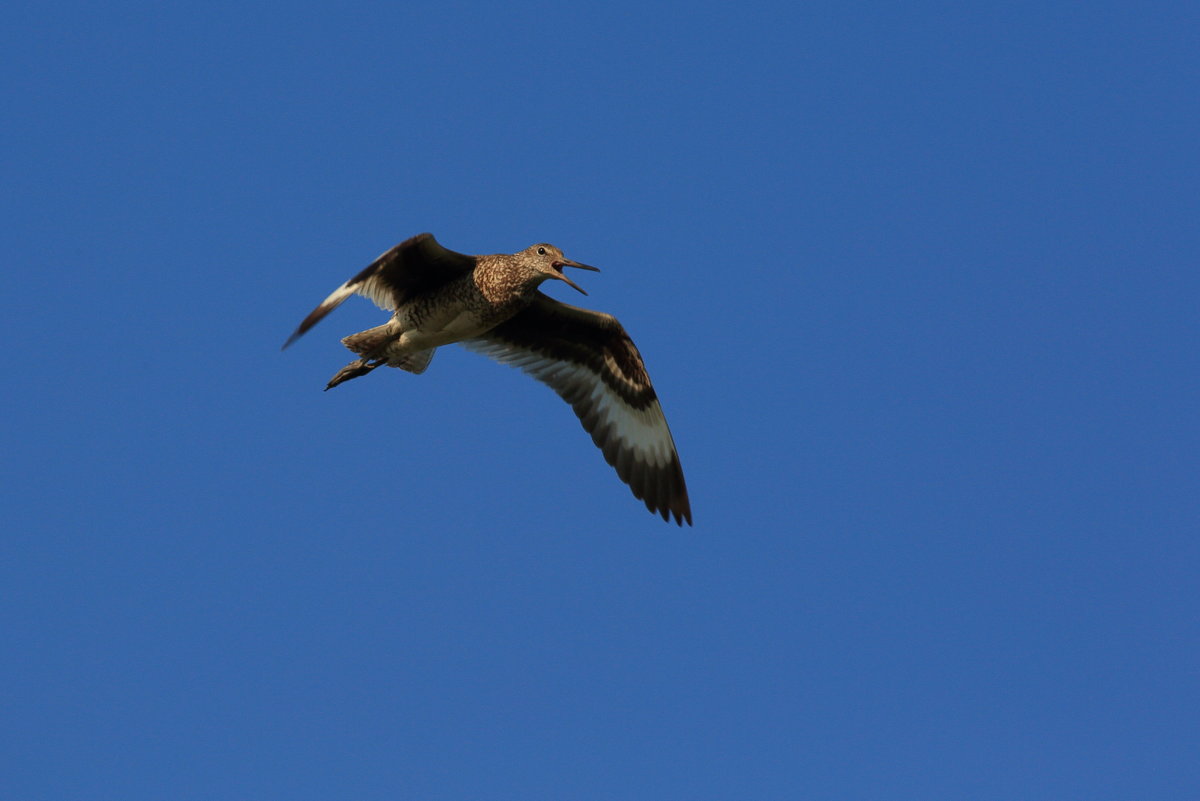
283,233 -> 691,525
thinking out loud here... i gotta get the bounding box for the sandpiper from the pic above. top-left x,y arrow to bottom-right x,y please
284,233 -> 691,525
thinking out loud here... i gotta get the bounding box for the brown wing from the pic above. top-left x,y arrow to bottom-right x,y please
463,294 -> 692,526
283,233 -> 476,349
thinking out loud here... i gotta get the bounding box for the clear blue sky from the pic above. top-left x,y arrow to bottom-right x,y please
3,1 -> 1198,798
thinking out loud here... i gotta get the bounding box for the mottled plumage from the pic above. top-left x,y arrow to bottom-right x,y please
284,233 -> 691,525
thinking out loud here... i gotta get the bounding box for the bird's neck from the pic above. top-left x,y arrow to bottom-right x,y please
474,257 -> 539,306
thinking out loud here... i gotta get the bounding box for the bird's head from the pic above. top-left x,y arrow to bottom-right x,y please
518,243 -> 599,295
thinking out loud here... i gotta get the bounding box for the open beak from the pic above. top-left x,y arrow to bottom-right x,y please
551,259 -> 600,295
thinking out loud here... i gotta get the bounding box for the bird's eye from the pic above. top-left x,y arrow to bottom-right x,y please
537,247 -> 546,255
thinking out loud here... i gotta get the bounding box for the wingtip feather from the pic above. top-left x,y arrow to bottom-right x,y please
281,329 -> 303,351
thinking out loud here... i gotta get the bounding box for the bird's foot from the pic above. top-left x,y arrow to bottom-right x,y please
324,358 -> 383,391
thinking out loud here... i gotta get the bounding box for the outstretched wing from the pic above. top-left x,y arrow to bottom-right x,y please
463,294 -> 692,525
283,233 -> 476,349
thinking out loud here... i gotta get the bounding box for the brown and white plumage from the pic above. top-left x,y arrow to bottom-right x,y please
284,233 -> 692,525
282,233 -> 477,350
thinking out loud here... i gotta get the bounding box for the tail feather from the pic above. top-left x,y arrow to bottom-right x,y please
341,325 -> 393,357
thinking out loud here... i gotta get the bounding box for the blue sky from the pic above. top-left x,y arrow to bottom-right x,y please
3,1 -> 1198,798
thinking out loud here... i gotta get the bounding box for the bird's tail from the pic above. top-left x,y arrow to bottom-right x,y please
341,326 -> 393,357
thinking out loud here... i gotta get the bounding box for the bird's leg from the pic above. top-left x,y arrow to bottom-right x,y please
324,357 -> 386,391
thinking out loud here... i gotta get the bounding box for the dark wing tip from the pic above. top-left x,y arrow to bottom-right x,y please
281,303 -> 329,350
665,464 -> 693,526
281,324 -> 306,350
631,451 -> 691,526
650,496 -> 691,526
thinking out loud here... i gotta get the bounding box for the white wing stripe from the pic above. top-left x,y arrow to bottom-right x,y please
316,282 -> 357,313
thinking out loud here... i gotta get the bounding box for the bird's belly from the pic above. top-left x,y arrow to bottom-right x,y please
400,309 -> 490,348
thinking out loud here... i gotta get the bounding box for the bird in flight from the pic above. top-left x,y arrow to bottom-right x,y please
283,233 -> 691,525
